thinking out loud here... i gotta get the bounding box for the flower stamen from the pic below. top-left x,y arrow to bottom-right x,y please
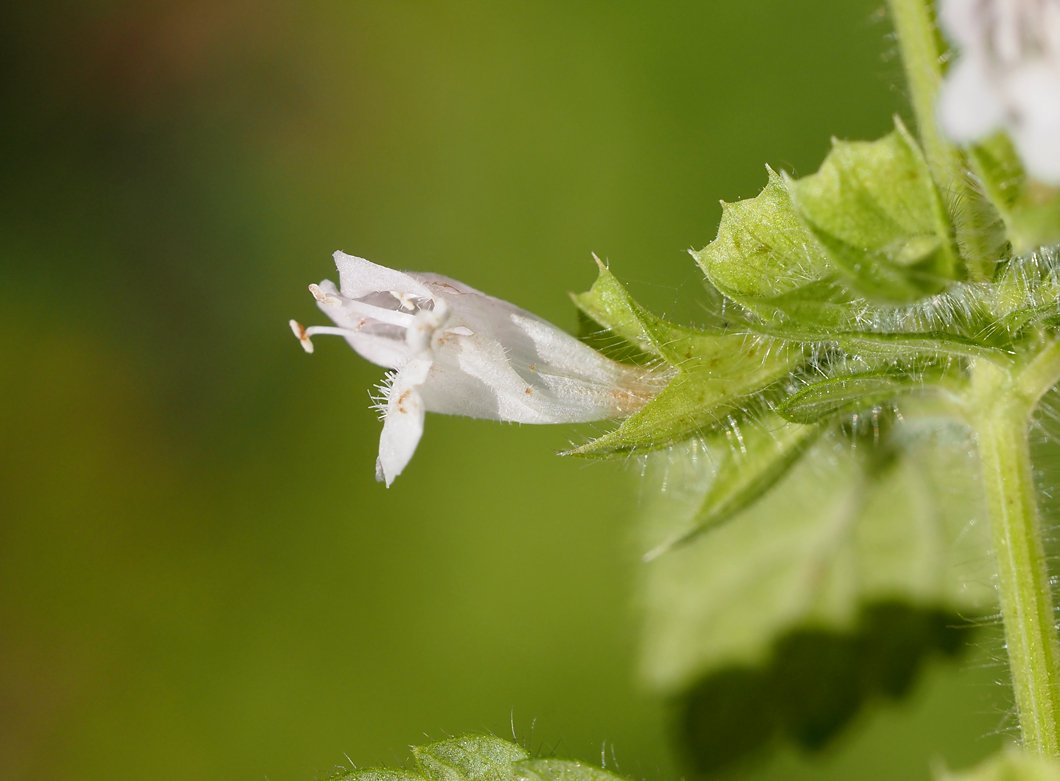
290,319 -> 390,352
308,283 -> 419,328
289,319 -> 315,353
308,283 -> 340,305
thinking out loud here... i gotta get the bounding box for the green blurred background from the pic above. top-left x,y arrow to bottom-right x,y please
0,2 -> 1009,780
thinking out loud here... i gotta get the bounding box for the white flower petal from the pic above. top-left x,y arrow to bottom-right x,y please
422,333 -> 640,423
1006,63 -> 1060,183
938,56 -> 1005,141
375,358 -> 432,487
333,251 -> 433,301
938,0 -> 979,46
422,334 -> 552,422
507,311 -> 629,384
1047,4 -> 1060,54
413,271 -> 633,386
937,0 -> 1060,182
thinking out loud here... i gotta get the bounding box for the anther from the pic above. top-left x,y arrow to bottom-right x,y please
390,290 -> 419,310
290,320 -> 315,354
308,284 -> 340,305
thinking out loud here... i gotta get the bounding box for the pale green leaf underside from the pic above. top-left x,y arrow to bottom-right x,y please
644,415 -> 821,558
638,413 -> 995,770
329,736 -> 629,781
640,414 -> 994,691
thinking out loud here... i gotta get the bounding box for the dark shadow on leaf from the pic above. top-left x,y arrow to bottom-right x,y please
674,602 -> 973,776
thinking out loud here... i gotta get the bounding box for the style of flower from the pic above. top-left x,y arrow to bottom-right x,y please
290,252 -> 652,486
937,0 -> 1060,183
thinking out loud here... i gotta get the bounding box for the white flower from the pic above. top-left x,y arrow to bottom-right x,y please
291,252 -> 652,486
938,0 -> 1060,183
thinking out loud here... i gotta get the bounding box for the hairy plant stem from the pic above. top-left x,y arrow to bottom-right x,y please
973,346 -> 1060,755
886,0 -> 993,281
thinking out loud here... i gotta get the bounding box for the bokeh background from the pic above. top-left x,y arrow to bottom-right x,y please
1,2 -> 1010,780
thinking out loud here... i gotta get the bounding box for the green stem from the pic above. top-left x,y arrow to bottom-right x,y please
1017,339 -> 1060,407
973,355 -> 1060,755
886,0 -> 993,280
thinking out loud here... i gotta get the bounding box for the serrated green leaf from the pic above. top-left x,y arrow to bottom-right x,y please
514,760 -> 627,781
939,747 -> 1060,781
327,737 -> 630,781
637,413 -> 995,772
694,169 -> 841,315
328,770 -> 426,781
414,737 -> 529,781
644,416 -> 822,558
571,335 -> 802,456
790,121 -> 960,300
776,360 -> 954,425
